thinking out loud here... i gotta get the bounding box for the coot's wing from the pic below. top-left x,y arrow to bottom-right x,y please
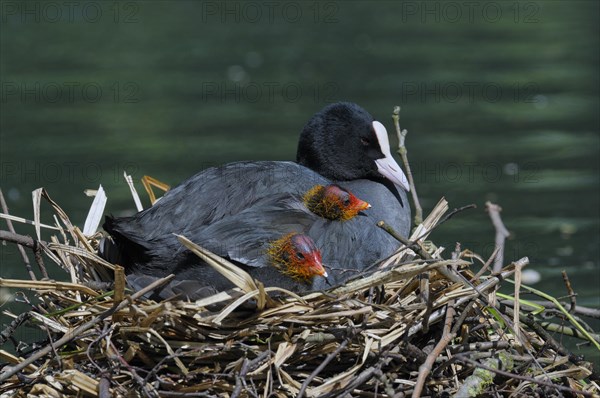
104,161 -> 328,255
182,198 -> 315,267
161,200 -> 329,295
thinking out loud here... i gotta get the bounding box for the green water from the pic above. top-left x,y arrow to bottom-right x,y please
1,1 -> 598,362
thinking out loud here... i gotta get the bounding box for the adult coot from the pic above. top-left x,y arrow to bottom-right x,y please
104,102 -> 411,289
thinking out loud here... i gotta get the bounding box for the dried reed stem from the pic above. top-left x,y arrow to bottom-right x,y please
392,106 -> 423,226
485,201 -> 510,273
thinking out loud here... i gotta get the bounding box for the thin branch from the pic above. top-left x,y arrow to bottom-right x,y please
517,313 -> 570,357
377,221 -> 431,260
231,358 -> 250,398
472,246 -> 500,281
501,299 -> 600,319
0,312 -> 32,346
379,204 -> 476,258
98,376 -> 111,398
392,106 -> 422,226
297,338 -> 349,398
412,301 -> 456,398
485,201 -> 510,273
450,300 -> 476,336
420,272 -> 432,333
0,190 -> 36,280
0,229 -> 50,278
33,240 -> 49,279
561,270 -> 577,314
110,339 -> 159,397
433,204 -> 477,230
377,221 -> 479,291
319,366 -> 379,398
0,230 -> 47,250
538,321 -> 600,343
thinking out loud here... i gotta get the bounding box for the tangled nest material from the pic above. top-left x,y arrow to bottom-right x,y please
0,189 -> 598,398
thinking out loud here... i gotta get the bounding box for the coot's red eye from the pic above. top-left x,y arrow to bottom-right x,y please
361,137 -> 370,146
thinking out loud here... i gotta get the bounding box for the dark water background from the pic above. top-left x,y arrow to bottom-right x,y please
1,1 -> 598,362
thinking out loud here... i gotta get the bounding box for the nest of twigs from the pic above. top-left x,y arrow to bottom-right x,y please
0,187 -> 598,398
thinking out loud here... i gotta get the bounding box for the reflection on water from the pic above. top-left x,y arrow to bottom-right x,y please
1,1 -> 598,360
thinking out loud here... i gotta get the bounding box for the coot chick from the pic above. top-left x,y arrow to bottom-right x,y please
303,184 -> 371,221
266,232 -> 326,281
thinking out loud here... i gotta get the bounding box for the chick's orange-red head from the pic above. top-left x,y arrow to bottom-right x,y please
267,233 -> 327,282
303,184 -> 370,221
